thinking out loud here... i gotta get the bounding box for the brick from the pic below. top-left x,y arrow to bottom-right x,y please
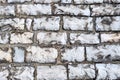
0,18 -> 25,31
54,4 -> 90,16
69,64 -> 95,79
37,65 -> 67,80
33,17 -> 60,31
96,17 -> 120,31
0,5 -> 15,16
17,4 -> 51,15
26,46 -> 58,63
91,4 -> 120,16
74,0 -> 103,4
10,32 -> 33,44
0,33 -> 9,44
96,64 -> 120,80
70,33 -> 99,44
101,33 -> 120,43
13,47 -> 25,62
0,47 -> 12,62
26,18 -> 32,31
34,0 -> 60,3
104,0 -> 120,3
63,16 -> 93,31
61,46 -> 85,62
8,0 -> 31,3
0,67 -> 9,80
10,66 -> 34,80
61,0 -> 72,3
37,32 -> 67,45
86,45 -> 120,62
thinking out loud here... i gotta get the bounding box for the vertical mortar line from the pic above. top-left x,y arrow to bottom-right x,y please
94,63 -> 98,80
66,64 -> 69,80
60,15 -> 64,32
56,46 -> 62,64
34,63 -> 37,80
84,46 -> 87,61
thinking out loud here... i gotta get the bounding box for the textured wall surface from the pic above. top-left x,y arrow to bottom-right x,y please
0,0 -> 120,80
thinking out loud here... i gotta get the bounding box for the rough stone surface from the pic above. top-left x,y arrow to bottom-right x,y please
63,17 -> 93,30
61,46 -> 85,62
74,0 -> 103,4
54,4 -> 90,16
33,17 -> 60,31
0,67 -> 9,80
8,0 -> 31,3
86,45 -> 120,62
96,64 -> 120,80
70,33 -> 99,44
0,5 -> 15,16
10,32 -> 33,44
26,46 -> 58,63
17,4 -> 51,15
101,33 -> 120,43
10,66 -> 34,80
37,32 -> 67,45
96,17 -> 120,31
37,65 -> 67,80
0,33 -> 9,44
34,0 -> 60,3
69,64 -> 95,79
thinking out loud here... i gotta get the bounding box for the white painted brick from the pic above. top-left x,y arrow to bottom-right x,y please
37,32 -> 67,45
10,67 -> 34,80
91,4 -> 120,16
33,17 -> 60,31
101,33 -> 120,43
8,0 -> 31,3
96,64 -> 120,80
34,0 -> 60,3
17,4 -> 51,15
0,48 -> 12,62
69,64 -> 95,79
54,4 -> 90,16
0,67 -> 9,80
70,33 -> 99,44
61,0 -> 72,3
74,0 -> 103,4
0,18 -> 25,30
61,46 -> 85,62
96,17 -> 120,31
104,0 -> 120,3
86,45 -> 120,62
10,32 -> 33,44
0,33 -> 9,44
26,18 -> 32,31
63,17 -> 93,30
26,46 -> 58,63
0,5 -> 15,15
37,65 -> 67,80
13,47 -> 25,62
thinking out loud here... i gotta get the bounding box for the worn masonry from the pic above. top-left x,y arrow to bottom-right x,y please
0,0 -> 120,80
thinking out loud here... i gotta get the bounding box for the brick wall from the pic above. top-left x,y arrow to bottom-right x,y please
0,0 -> 120,80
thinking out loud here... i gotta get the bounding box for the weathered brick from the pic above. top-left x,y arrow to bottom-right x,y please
86,45 -> 120,62
0,47 -> 12,62
54,4 -> 90,16
10,32 -> 33,44
61,0 -> 72,3
96,64 -> 120,80
61,46 -> 85,62
104,0 -> 120,3
63,16 -> 93,30
37,65 -> 67,80
37,32 -> 67,45
33,17 -> 60,31
34,0 -> 60,3
0,5 -> 15,16
91,4 -> 120,16
13,47 -> 25,62
0,33 -> 9,44
96,17 -> 120,31
101,33 -> 120,43
0,67 -> 9,80
70,33 -> 99,44
17,4 -> 51,15
69,64 -> 95,79
10,66 -> 34,80
0,18 -> 25,31
26,46 -> 58,63
74,0 -> 103,4
8,0 -> 31,3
